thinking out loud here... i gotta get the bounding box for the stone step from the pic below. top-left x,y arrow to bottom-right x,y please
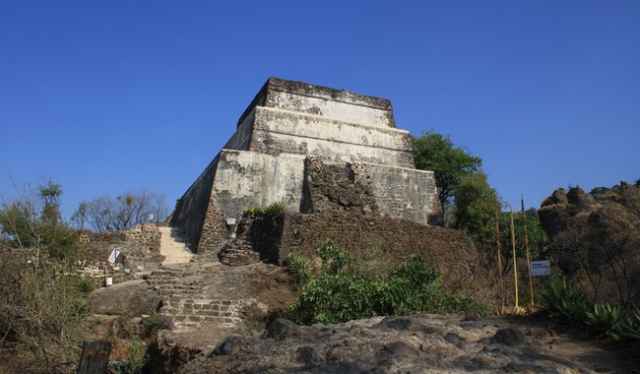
158,227 -> 193,265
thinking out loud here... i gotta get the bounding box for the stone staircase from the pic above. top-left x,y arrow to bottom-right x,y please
145,262 -> 255,331
158,226 -> 193,265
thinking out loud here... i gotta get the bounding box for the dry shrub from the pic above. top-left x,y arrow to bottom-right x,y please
0,252 -> 87,373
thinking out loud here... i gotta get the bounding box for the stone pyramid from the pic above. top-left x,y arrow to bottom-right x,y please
171,78 -> 439,254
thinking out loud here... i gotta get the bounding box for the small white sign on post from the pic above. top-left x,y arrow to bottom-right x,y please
108,248 -> 121,265
531,260 -> 551,277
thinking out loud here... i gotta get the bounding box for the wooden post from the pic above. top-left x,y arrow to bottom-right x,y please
521,196 -> 535,309
510,209 -> 519,310
495,206 -> 505,311
77,341 -> 111,374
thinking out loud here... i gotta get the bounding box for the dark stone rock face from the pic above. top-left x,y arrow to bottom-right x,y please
266,318 -> 301,340
491,328 -> 526,347
177,315 -> 592,374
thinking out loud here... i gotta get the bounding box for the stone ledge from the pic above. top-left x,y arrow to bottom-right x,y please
255,106 -> 407,135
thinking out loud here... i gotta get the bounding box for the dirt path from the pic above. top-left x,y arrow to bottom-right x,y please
158,226 -> 193,265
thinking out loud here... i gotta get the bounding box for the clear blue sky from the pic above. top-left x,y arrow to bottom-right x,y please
1,1 -> 638,218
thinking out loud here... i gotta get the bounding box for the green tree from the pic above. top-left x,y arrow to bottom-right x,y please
39,181 -> 63,226
0,181 -> 78,259
453,172 -> 500,245
412,131 -> 482,222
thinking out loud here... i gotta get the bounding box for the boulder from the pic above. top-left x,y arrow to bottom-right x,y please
88,280 -> 161,316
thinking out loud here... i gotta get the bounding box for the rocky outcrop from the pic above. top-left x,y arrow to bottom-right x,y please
177,315 -> 602,374
539,183 -> 640,304
88,280 -> 161,316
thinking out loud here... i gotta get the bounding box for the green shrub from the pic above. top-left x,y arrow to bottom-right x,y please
286,253 -> 311,287
317,240 -> 349,274
611,306 -> 640,340
288,243 -> 486,324
585,304 -> 623,335
75,276 -> 96,295
541,276 -> 640,341
540,275 -> 592,323
245,202 -> 286,218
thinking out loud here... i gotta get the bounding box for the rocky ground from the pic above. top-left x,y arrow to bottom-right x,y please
177,314 -> 640,374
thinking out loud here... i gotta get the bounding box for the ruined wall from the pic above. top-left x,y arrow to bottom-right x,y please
357,163 -> 439,225
302,158 -> 379,215
249,106 -> 414,168
303,158 -> 439,226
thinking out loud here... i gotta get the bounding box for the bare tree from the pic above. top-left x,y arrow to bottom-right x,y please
70,202 -> 88,230
76,191 -> 169,232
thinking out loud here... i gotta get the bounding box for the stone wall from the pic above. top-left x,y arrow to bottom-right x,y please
356,162 -> 440,225
124,224 -> 161,253
225,209 -> 493,300
147,267 -> 252,329
278,211 -> 487,294
170,158 -> 218,250
223,110 -> 254,150
302,158 -> 379,214
175,152 -> 439,255
211,150 -> 306,219
302,158 -> 440,225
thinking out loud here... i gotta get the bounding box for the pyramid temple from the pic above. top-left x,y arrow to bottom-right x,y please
170,78 -> 440,255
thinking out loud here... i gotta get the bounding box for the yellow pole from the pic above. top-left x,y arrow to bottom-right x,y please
521,196 -> 535,309
495,206 -> 505,311
510,209 -> 519,310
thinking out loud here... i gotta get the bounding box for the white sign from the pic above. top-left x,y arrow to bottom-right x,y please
531,260 -> 551,277
108,248 -> 121,265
